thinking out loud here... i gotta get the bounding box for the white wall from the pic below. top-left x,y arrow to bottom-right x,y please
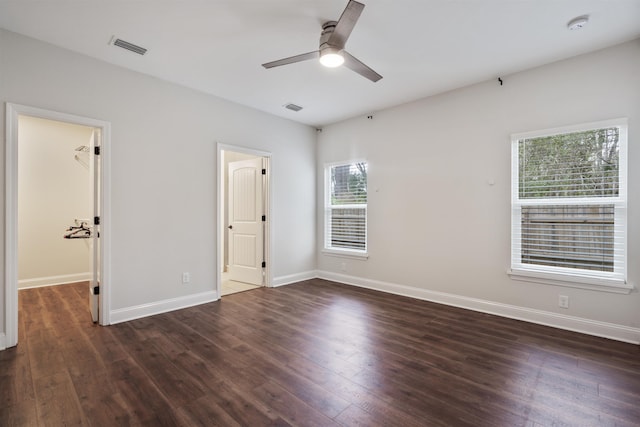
0,29 -> 316,335
18,116 -> 93,288
317,39 -> 640,341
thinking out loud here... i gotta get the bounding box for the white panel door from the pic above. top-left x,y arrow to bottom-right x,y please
228,158 -> 263,285
89,129 -> 100,322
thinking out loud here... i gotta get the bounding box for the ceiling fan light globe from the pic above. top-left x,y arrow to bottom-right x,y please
320,52 -> 344,68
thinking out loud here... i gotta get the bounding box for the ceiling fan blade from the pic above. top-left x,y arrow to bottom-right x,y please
262,51 -> 319,69
343,51 -> 382,82
327,0 -> 365,49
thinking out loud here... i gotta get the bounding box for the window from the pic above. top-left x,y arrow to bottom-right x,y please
510,119 -> 630,293
324,161 -> 368,257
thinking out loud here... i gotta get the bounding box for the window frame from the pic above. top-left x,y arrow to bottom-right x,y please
323,160 -> 369,259
509,118 -> 631,294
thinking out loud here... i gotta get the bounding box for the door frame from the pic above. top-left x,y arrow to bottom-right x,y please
216,143 -> 272,297
4,103 -> 112,348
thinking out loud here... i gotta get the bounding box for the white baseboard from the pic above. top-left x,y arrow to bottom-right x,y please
317,271 -> 640,345
110,290 -> 218,324
0,333 -> 6,351
18,272 -> 92,289
272,270 -> 317,287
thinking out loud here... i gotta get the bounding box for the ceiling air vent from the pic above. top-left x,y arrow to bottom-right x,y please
285,103 -> 303,112
111,37 -> 148,55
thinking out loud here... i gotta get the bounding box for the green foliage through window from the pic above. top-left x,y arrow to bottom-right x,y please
519,127 -> 619,199
331,163 -> 367,205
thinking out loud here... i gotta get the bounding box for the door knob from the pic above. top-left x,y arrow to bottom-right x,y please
228,225 -> 233,229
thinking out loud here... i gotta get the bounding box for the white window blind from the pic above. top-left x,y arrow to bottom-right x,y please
511,119 -> 628,290
325,162 -> 367,254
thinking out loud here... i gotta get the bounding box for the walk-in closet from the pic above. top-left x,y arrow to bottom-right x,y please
18,116 -> 94,293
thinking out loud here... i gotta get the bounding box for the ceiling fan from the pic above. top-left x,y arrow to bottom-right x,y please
262,0 -> 382,82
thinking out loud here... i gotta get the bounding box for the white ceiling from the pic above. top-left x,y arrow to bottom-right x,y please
1,1 -> 639,127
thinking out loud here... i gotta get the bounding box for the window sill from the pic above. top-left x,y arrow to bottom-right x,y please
322,249 -> 369,260
508,268 -> 633,294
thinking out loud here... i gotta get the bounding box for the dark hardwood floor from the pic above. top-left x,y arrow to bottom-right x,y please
1,279 -> 639,426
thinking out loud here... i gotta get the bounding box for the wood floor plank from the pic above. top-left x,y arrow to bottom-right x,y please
0,348 -> 35,408
0,400 -> 40,427
69,370 -> 133,427
106,357 -> 180,425
250,380 -> 341,427
27,329 -> 67,381
33,371 -> 87,426
80,324 -> 130,365
191,379 -> 282,426
3,280 -> 640,426
230,343 -> 353,419
174,393 -> 244,427
115,324 -> 208,408
164,350 -> 227,394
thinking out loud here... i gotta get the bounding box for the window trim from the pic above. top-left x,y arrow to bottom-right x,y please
321,248 -> 369,259
508,267 -> 632,294
324,159 -> 369,258
509,118 -> 632,293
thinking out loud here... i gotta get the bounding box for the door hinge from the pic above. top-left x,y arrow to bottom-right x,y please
94,146 -> 101,155
94,216 -> 100,225
93,286 -> 100,295
262,168 -> 266,175
261,261 -> 266,268
262,215 -> 266,222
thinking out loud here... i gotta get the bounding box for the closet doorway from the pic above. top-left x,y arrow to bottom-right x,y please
217,144 -> 271,297
4,103 -> 111,349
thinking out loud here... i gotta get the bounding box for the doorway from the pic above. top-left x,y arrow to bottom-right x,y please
217,145 -> 271,297
4,103 -> 111,349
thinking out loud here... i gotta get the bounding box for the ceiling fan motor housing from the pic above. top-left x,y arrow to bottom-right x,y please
320,21 -> 339,51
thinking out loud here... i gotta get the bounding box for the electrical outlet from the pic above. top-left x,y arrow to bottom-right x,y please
182,272 -> 191,284
559,295 -> 569,309
340,262 -> 347,272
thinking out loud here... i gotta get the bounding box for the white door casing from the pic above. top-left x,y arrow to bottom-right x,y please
228,158 -> 264,286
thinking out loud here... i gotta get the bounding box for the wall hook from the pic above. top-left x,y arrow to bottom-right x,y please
498,77 -> 503,86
